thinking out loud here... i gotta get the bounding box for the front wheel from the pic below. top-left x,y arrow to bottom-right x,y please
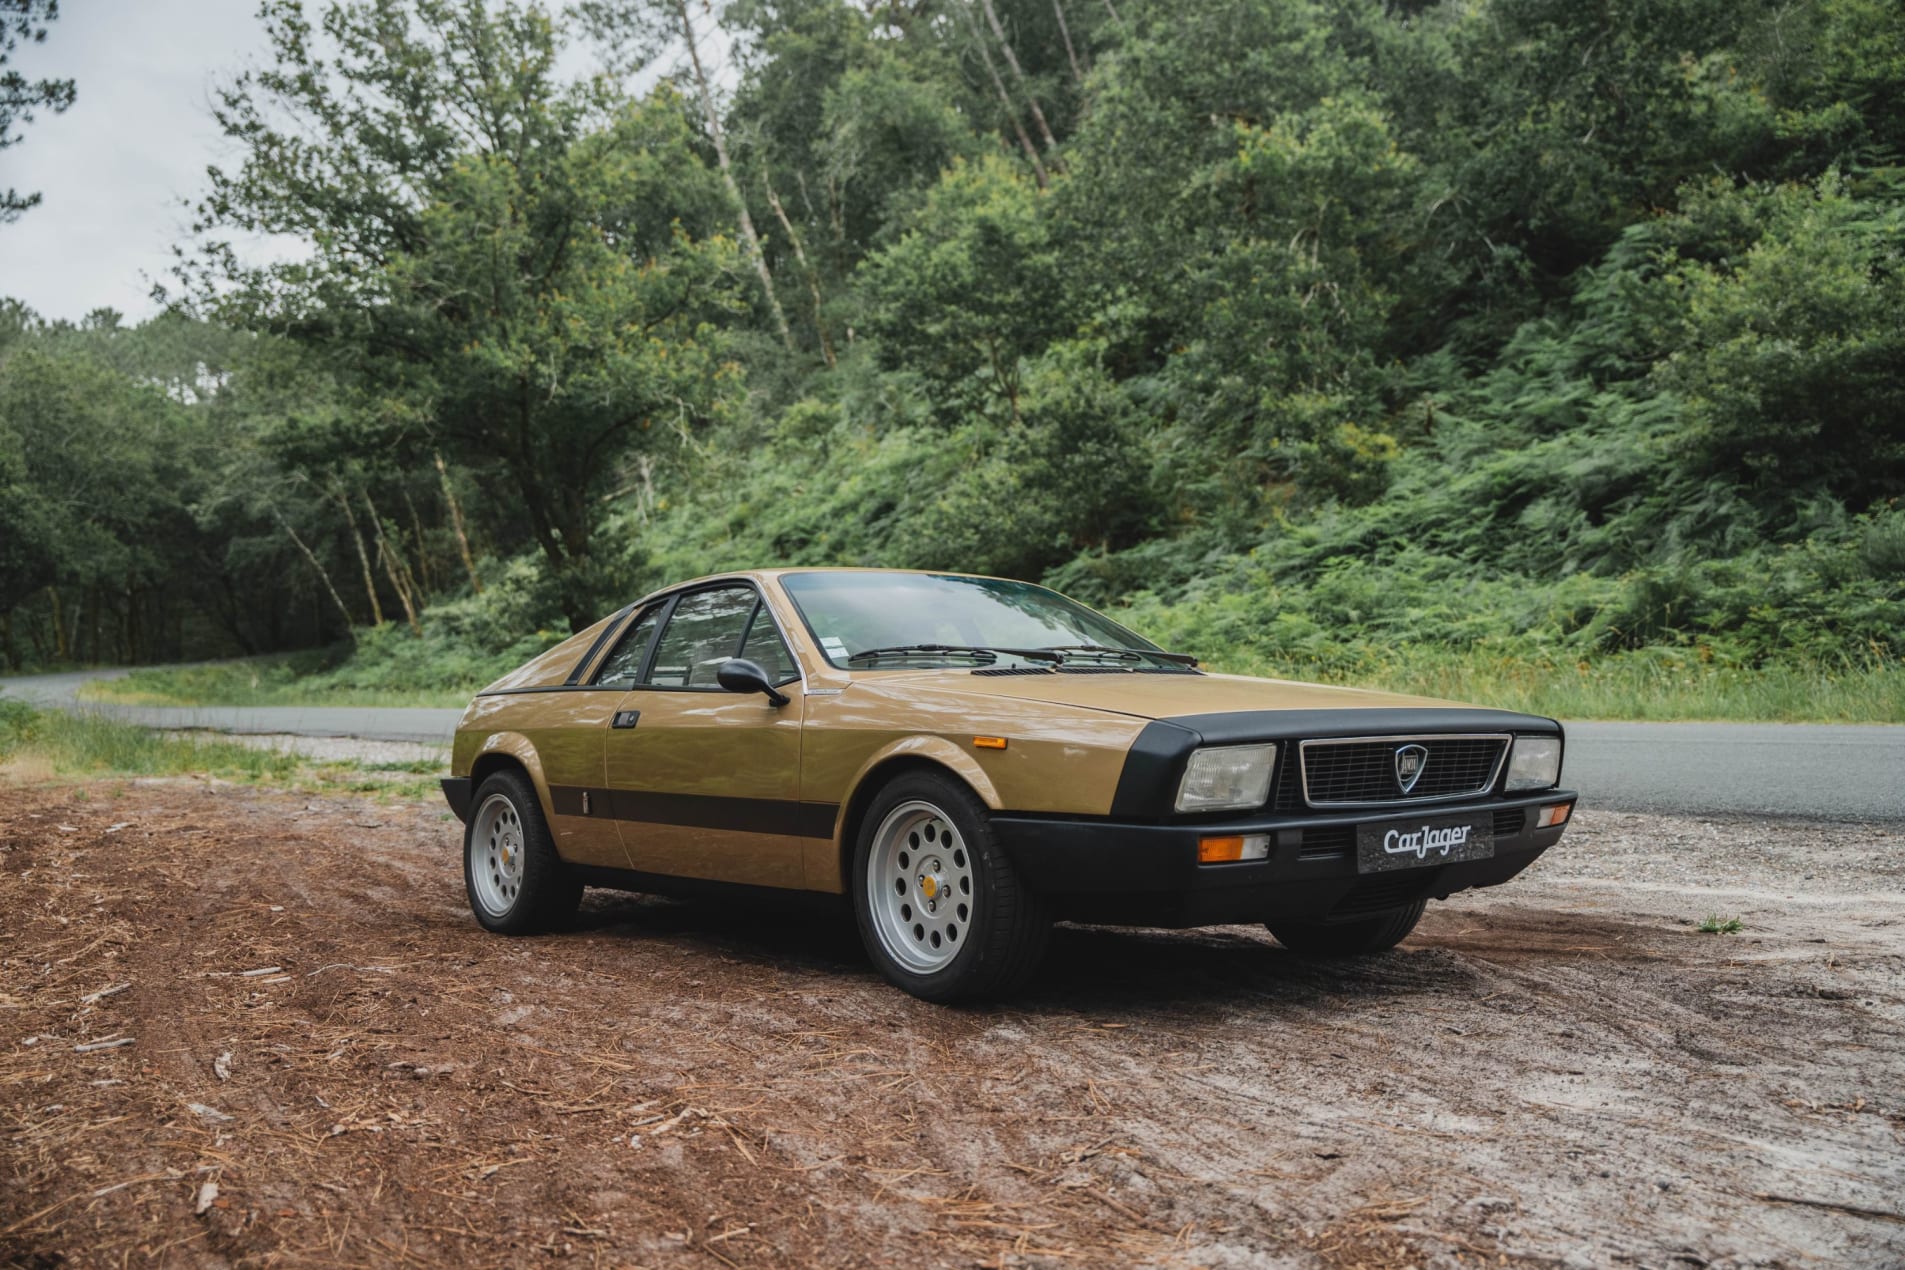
852,771 -> 1048,1003
1269,899 -> 1426,956
464,769 -> 582,934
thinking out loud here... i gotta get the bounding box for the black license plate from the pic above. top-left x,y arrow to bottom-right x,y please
1356,814 -> 1494,874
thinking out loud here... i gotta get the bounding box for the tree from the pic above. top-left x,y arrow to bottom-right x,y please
189,0 -> 744,629
583,0 -> 796,354
857,154 -> 1066,422
1657,176 -> 1905,510
1,0 -> 76,221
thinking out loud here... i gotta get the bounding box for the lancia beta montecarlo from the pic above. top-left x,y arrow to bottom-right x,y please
440,569 -> 1576,1002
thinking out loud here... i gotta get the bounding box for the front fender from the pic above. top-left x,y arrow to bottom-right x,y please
829,734 -> 1004,847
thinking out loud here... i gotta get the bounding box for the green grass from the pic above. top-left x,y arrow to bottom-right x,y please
0,698 -> 441,800
80,656 -> 475,710
1696,915 -> 1745,934
1198,646 -> 1905,724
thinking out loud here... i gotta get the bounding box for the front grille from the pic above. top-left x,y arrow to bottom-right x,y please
1299,734 -> 1508,808
1270,748 -> 1305,811
1493,807 -> 1526,837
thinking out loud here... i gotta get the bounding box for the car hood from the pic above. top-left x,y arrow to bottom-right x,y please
863,668 -> 1477,722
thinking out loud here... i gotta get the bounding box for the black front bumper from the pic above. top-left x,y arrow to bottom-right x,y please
993,790 -> 1576,927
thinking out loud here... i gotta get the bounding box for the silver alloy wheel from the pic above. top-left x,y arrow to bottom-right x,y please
469,792 -> 526,919
866,799 -> 976,975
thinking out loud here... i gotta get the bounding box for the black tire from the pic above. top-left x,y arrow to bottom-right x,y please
1269,899 -> 1427,956
463,769 -> 583,934
851,770 -> 1049,1003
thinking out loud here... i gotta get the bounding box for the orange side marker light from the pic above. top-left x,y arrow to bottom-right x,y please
973,736 -> 1008,750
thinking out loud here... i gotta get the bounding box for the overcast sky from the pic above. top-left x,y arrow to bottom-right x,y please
0,1 -> 717,325
0,0 -> 272,322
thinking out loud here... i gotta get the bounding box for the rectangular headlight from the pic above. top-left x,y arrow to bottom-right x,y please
1505,735 -> 1562,791
1176,743 -> 1277,813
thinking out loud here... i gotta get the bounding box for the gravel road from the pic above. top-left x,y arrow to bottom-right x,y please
2,781 -> 1901,1267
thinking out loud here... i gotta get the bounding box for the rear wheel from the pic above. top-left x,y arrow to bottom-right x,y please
853,771 -> 1048,1003
1269,900 -> 1426,956
464,769 -> 582,934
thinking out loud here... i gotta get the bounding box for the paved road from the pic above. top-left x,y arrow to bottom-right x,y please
4,669 -> 1901,821
1559,720 -> 1904,822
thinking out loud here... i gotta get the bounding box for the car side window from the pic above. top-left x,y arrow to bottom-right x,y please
591,605 -> 661,689
645,586 -> 756,688
739,605 -> 799,685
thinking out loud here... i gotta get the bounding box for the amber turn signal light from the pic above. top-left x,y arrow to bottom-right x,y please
1198,833 -> 1271,864
973,736 -> 1007,750
1536,802 -> 1573,828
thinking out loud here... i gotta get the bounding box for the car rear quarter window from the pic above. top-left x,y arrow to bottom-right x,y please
591,605 -> 661,689
646,586 -> 756,688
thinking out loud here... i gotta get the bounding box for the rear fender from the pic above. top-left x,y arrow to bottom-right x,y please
468,732 -> 555,821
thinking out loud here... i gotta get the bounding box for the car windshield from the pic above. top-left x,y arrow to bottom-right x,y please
779,572 -> 1193,671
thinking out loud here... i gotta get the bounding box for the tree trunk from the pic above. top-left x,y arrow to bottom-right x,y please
1099,0 -> 1121,24
671,0 -> 795,353
402,486 -> 434,596
363,490 -> 423,637
1,609 -> 15,671
272,507 -> 357,641
332,483 -> 384,626
961,3 -> 1050,186
979,0 -> 1060,153
123,574 -> 135,663
1052,0 -> 1086,84
47,586 -> 67,662
435,451 -> 483,594
763,173 -> 837,368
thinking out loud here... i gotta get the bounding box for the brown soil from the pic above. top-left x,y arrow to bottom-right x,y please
3,780 -> 1902,1268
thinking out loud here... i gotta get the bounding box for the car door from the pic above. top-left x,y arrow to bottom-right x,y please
603,583 -> 813,888
522,603 -> 663,871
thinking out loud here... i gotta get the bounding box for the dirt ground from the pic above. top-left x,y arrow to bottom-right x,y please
3,780 -> 1902,1269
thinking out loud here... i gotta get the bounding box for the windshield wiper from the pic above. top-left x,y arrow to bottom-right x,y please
1042,644 -> 1200,668
845,643 -> 1064,666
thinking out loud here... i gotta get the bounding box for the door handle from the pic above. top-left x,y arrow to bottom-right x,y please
611,710 -> 641,729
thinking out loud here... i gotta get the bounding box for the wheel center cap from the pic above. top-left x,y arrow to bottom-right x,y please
920,874 -> 939,901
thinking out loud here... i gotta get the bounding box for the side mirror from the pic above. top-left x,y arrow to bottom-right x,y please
716,657 -> 790,707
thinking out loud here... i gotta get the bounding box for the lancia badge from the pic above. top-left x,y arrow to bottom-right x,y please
1394,743 -> 1428,795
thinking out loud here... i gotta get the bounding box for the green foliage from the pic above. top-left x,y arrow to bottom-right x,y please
0,697 -> 301,779
1657,176 -> 1905,506
859,154 -> 1066,419
1697,915 -> 1745,935
0,695 -> 445,797
0,0 -> 76,221
189,0 -> 745,628
7,0 -> 1904,724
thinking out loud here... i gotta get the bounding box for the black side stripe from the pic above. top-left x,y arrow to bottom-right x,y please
549,786 -> 838,840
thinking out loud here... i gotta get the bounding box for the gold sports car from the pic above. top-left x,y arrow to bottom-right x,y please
441,569 -> 1576,1001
